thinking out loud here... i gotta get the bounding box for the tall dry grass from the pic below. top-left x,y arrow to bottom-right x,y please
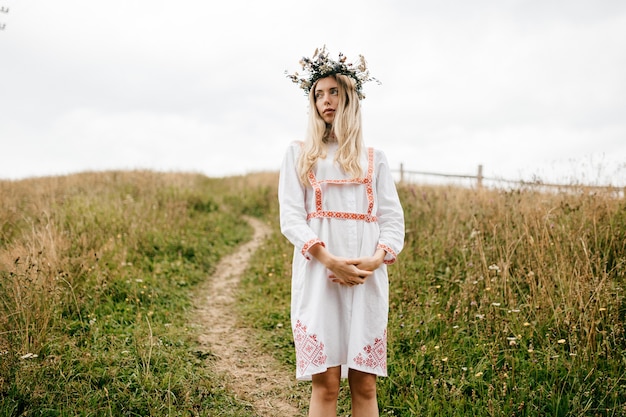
238,181 -> 626,415
400,185 -> 625,356
0,170 -> 245,354
386,184 -> 626,414
1,170 -> 261,415
3,168 -> 625,415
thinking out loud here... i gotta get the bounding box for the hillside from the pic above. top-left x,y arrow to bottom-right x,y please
2,171 -> 625,416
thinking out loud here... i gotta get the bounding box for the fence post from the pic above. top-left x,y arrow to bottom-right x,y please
400,163 -> 404,183
477,164 -> 483,188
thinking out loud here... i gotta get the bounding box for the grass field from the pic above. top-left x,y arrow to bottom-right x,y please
239,180 -> 626,416
2,170 -> 625,416
0,171 -> 270,416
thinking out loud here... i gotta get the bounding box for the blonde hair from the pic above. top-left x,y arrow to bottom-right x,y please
297,74 -> 364,184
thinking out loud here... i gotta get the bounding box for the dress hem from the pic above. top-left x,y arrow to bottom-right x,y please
296,364 -> 388,381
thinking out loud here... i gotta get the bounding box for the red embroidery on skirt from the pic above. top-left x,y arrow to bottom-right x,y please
353,330 -> 387,370
294,320 -> 327,374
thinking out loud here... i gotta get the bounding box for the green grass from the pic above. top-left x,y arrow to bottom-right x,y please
238,183 -> 626,416
3,171 -> 626,416
0,171 -> 266,416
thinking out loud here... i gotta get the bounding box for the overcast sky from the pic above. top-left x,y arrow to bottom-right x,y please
1,0 -> 625,186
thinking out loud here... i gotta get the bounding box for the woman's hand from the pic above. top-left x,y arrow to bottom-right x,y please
347,248 -> 386,274
326,257 -> 373,286
309,244 -> 385,287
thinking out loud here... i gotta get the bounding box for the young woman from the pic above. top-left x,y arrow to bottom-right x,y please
279,47 -> 405,417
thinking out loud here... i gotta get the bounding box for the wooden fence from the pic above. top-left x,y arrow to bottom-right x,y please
395,163 -> 625,196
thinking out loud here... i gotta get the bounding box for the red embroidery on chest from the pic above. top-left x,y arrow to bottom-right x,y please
353,329 -> 387,370
307,148 -> 376,222
308,211 -> 377,222
293,320 -> 327,374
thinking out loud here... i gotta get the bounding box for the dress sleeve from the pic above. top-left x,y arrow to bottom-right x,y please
278,142 -> 325,260
374,149 -> 405,264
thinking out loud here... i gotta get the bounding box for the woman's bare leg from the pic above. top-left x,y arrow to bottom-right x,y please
348,368 -> 379,417
309,366 -> 341,417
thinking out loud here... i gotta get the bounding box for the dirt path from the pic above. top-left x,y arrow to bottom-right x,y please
193,216 -> 302,416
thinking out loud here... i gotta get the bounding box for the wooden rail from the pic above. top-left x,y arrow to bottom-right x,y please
395,163 -> 625,196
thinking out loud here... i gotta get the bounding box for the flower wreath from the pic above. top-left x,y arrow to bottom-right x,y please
286,46 -> 380,100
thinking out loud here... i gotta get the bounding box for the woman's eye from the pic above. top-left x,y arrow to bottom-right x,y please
331,89 -> 338,95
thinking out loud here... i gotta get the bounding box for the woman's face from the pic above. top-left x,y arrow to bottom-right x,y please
314,76 -> 339,124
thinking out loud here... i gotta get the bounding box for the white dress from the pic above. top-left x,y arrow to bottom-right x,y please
279,141 -> 405,380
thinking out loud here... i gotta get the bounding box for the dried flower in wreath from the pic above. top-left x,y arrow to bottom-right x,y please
285,46 -> 381,100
